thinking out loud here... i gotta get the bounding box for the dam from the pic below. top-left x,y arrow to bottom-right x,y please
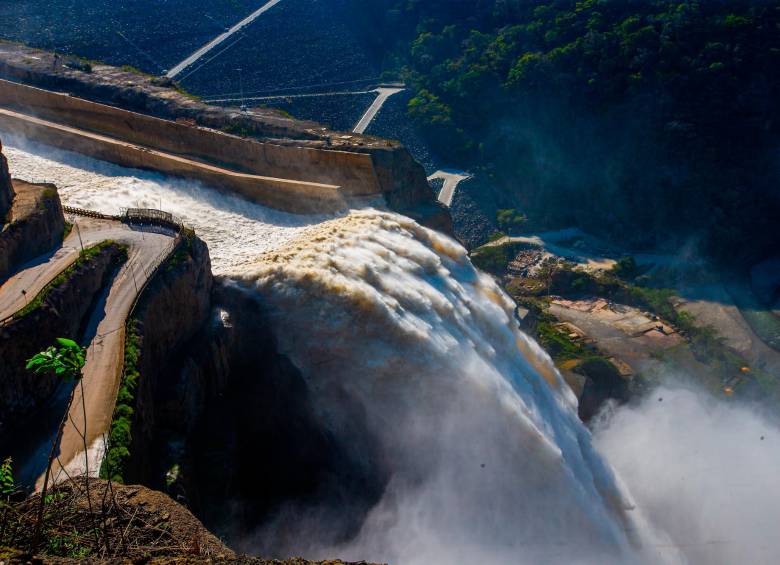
0,79 -> 373,214
0,43 -> 446,227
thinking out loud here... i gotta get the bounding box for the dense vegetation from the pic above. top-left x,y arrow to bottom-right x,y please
353,0 -> 780,264
100,318 -> 140,484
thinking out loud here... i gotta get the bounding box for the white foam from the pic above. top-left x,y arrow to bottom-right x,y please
235,210 -> 674,564
3,139 -> 326,274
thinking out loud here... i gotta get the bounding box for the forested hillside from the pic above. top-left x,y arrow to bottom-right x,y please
353,1 -> 780,263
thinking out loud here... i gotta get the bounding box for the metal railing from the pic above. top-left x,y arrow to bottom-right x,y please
63,205 -> 120,221
64,205 -> 191,232
122,208 -> 189,232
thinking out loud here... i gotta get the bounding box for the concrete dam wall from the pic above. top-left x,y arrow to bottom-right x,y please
0,79 -> 385,213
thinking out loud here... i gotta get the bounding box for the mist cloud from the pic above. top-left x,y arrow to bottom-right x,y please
594,386 -> 780,565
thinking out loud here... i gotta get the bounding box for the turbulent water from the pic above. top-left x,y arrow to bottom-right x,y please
7,139 -> 778,564
3,139 -> 326,273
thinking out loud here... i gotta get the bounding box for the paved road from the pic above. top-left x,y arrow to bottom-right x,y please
0,215 -> 177,488
428,169 -> 471,207
0,218 -> 141,321
167,0 -> 284,78
353,87 -> 404,134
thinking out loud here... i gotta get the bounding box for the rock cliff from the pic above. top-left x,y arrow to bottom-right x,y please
360,143 -> 452,233
119,234 -> 213,484
116,278 -> 385,551
0,139 -> 13,221
0,180 -> 65,283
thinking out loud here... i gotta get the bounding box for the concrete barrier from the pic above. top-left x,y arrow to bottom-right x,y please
0,78 -> 381,196
0,108 -> 349,214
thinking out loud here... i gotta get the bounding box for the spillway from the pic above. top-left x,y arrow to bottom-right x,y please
4,139 -> 677,564
3,139 -> 326,274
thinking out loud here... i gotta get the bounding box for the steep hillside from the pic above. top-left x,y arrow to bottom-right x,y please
355,0 -> 780,264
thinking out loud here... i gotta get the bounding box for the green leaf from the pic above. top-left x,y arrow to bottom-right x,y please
56,337 -> 78,348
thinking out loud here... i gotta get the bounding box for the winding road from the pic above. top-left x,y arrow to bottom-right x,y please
54,217 -> 176,485
0,217 -> 132,322
0,213 -> 177,487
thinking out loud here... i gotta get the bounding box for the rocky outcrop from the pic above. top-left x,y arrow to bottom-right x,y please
119,279 -> 385,551
0,180 -> 65,283
0,140 -> 13,222
0,242 -> 126,442
360,143 -> 452,234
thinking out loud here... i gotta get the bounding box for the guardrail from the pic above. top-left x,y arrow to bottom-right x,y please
125,231 -> 184,316
122,208 -> 189,233
64,205 -> 191,233
63,205 -> 120,221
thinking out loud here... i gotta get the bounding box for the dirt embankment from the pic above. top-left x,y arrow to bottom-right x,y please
1,478 -> 380,564
0,242 -> 126,443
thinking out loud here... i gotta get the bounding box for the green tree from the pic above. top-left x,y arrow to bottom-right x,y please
496,209 -> 527,235
0,457 -> 13,497
610,255 -> 638,280
26,338 -> 87,553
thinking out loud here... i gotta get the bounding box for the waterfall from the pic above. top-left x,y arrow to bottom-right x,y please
4,140 -> 678,564
236,210 -> 673,564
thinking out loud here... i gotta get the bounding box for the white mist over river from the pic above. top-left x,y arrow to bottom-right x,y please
4,139 -> 780,564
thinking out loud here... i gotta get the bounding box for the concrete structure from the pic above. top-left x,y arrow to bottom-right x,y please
0,45 -> 451,232
353,87 -> 404,134
429,169 -> 471,207
0,108 -> 348,214
0,79 -> 387,214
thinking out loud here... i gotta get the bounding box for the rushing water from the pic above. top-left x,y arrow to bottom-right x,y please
2,140 -> 684,564
3,139 -> 326,273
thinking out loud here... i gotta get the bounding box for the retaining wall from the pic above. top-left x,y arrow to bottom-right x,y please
0,108 -> 349,214
0,79 -> 381,196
